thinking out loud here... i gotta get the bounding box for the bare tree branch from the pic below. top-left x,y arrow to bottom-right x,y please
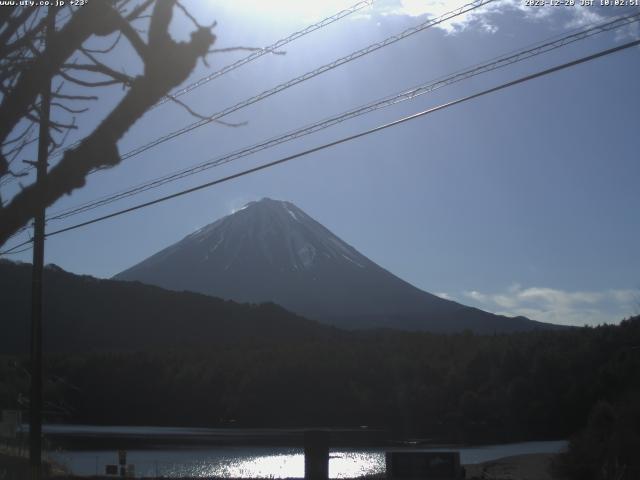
125,0 -> 156,21
0,0 -> 121,155
51,92 -> 99,101
0,7 -> 39,54
0,0 -> 216,245
176,1 -> 202,29
165,94 -> 248,127
116,16 -> 149,60
59,67 -> 132,87
81,32 -> 122,54
51,103 -> 90,114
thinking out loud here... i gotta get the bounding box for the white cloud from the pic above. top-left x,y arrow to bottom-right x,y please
611,289 -> 639,303
371,0 -> 633,37
492,293 -> 518,309
459,284 -> 637,326
466,289 -> 488,302
376,0 -> 507,34
227,196 -> 255,214
517,287 -> 604,305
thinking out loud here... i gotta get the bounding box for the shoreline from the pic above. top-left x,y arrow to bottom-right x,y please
465,453 -> 560,480
38,423 -> 565,450
1,451 -> 561,480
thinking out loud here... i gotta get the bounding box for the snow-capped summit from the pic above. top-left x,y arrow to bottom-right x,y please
182,198 -> 368,272
115,198 -> 547,333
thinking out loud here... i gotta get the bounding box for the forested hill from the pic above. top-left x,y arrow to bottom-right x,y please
2,259 -> 639,446
0,260 -> 340,354
2,284 -> 639,445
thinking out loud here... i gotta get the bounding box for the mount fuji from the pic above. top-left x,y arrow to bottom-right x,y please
115,198 -> 550,333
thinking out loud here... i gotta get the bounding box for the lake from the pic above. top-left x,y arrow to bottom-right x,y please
43,425 -> 567,478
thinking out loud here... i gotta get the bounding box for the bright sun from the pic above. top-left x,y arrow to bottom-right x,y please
222,0 -> 365,24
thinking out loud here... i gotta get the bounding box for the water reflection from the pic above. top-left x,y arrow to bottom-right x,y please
52,441 -> 567,478
330,452 -> 385,478
149,450 -> 383,478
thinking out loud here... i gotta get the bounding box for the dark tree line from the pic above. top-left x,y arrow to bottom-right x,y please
1,316 -> 638,446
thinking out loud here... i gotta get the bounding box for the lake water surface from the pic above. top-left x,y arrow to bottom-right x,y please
45,425 -> 567,478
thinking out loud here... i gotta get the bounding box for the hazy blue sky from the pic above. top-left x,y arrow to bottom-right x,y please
2,0 -> 639,326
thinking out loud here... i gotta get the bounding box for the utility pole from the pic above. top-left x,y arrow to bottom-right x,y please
29,7 -> 54,480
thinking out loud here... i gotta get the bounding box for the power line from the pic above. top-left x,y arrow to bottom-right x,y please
4,224 -> 30,243
44,13 -> 640,223
3,36 -> 637,255
26,0 -> 492,182
11,36 -> 635,246
0,244 -> 33,255
1,227 -> 32,255
112,0 -> 496,163
1,0 -> 374,185
153,0 -> 375,108
3,0 -> 496,190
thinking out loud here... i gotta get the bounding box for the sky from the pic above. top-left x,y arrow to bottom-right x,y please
2,0 -> 639,326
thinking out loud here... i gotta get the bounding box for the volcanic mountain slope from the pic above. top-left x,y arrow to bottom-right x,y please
115,198 -> 552,333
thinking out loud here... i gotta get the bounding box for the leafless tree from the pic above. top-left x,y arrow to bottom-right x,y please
0,0 -> 217,247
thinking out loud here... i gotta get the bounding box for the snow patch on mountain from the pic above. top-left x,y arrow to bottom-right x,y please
342,254 -> 364,268
286,207 -> 299,222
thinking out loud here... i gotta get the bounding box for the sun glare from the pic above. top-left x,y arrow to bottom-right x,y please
221,0 -> 365,24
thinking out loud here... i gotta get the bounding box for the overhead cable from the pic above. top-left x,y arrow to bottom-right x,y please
153,0 -> 376,108
45,12 -> 640,222
3,32 -> 637,255
1,0 -> 374,185
39,38 -> 640,242
6,0 -> 495,187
